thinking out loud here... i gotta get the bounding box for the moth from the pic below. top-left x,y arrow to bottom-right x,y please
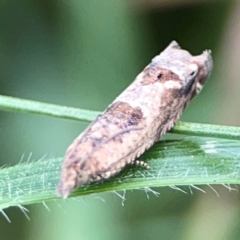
57,41 -> 213,198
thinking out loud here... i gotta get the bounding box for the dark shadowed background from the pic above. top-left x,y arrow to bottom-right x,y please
0,0 -> 240,239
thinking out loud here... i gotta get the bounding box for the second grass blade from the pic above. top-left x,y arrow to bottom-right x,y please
1,136 -> 240,210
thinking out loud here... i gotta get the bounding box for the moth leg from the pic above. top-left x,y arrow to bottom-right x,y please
133,160 -> 149,168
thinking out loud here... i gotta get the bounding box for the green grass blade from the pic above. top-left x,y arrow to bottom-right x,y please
0,94 -> 99,122
171,121 -> 240,140
0,94 -> 240,140
1,137 -> 240,210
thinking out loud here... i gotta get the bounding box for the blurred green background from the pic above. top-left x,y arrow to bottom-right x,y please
0,0 -> 240,239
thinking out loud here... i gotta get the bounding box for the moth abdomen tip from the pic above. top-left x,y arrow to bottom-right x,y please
56,181 -> 74,199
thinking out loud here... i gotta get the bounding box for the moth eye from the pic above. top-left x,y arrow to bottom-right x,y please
189,71 -> 195,76
157,73 -> 163,79
188,63 -> 198,78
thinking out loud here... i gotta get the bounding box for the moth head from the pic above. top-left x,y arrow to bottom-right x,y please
151,41 -> 213,98
193,49 -> 213,94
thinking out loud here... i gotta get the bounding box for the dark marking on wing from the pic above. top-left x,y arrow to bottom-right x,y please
105,101 -> 143,127
141,67 -> 181,85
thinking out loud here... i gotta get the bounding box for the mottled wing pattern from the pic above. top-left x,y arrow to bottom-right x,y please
57,41 -> 213,198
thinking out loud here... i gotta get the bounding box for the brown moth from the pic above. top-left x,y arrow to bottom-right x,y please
57,41 -> 213,198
